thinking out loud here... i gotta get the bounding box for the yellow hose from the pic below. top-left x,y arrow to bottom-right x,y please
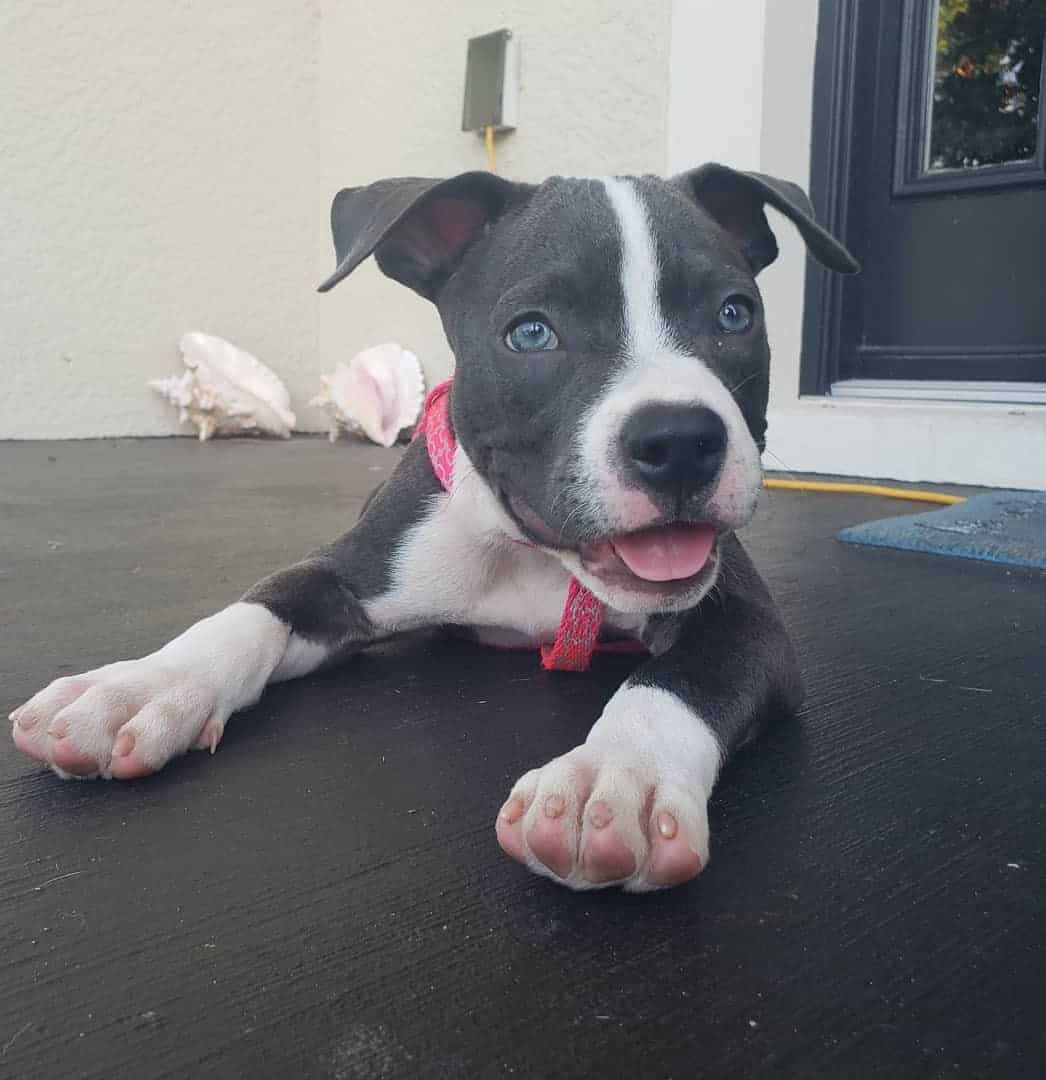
484,126 -> 496,172
763,478 -> 964,506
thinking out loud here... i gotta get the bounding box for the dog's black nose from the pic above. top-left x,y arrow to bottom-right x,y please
621,404 -> 727,503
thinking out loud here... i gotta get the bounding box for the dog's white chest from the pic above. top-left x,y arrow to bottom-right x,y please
365,485 -> 645,647
449,543 -> 646,648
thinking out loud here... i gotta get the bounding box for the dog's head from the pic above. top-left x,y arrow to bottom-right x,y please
320,166 -> 857,613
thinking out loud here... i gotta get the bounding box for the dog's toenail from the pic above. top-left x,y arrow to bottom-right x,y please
113,732 -> 135,758
588,801 -> 612,829
16,713 -> 36,731
500,796 -> 524,824
47,726 -> 67,740
544,794 -> 565,819
656,811 -> 678,839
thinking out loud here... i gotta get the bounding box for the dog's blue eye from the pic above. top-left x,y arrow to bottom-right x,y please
505,318 -> 559,352
716,297 -> 754,334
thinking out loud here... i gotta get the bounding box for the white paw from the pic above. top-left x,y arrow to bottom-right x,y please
495,744 -> 711,892
494,685 -> 720,891
9,602 -> 289,780
10,659 -> 224,780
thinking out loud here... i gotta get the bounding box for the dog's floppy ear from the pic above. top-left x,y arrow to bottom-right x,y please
317,171 -> 527,299
679,162 -> 859,276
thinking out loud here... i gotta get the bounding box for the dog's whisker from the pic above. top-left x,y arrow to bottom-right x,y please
729,371 -> 759,397
546,483 -> 573,525
556,504 -> 585,546
762,448 -> 796,474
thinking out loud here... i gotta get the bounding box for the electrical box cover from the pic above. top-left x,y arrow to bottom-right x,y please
462,29 -> 518,132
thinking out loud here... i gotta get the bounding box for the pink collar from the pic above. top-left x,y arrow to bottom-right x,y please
414,379 -> 639,672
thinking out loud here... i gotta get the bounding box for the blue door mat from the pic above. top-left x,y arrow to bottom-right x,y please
837,491 -> 1046,570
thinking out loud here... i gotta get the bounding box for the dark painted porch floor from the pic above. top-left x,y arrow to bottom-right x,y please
1,438 -> 1043,1079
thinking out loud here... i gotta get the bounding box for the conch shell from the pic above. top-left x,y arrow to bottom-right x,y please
149,332 -> 296,441
311,343 -> 425,448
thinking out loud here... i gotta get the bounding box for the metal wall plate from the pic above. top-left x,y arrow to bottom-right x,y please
462,29 -> 518,132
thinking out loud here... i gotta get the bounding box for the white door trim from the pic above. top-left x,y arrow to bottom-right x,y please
766,396 -> 1046,491
831,379 -> 1046,406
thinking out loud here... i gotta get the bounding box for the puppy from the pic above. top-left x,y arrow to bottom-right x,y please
10,164 -> 857,891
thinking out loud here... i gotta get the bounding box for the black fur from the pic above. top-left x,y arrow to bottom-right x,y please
243,439 -> 441,646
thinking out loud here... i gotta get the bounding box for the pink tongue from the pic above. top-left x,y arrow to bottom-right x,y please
611,524 -> 717,583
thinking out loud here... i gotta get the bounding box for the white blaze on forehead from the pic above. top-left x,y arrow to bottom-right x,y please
601,177 -> 673,361
575,176 -> 763,537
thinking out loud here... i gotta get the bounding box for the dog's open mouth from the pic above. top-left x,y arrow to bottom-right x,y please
581,523 -> 719,595
503,492 -> 719,594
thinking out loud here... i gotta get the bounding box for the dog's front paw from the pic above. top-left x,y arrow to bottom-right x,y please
495,745 -> 710,892
10,660 -> 223,781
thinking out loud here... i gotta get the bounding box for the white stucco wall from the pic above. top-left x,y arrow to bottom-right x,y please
666,0 -> 766,174
1,0 -> 321,439
1,0 -> 671,438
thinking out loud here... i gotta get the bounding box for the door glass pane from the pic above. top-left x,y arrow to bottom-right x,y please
926,0 -> 1046,171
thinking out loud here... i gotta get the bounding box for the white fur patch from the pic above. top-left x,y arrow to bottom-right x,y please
603,178 -> 673,361
586,683 -> 722,797
581,178 -> 763,533
152,602 -> 291,701
272,632 -> 333,682
365,445 -> 646,644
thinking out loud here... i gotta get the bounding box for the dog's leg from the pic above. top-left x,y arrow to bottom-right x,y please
10,442 -> 445,780
496,536 -> 803,891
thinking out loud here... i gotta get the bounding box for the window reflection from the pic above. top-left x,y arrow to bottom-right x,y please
926,0 -> 1045,171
